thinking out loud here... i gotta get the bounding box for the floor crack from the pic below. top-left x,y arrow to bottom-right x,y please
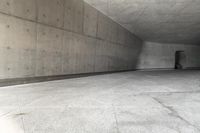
151,97 -> 200,132
112,104 -> 120,133
18,105 -> 26,133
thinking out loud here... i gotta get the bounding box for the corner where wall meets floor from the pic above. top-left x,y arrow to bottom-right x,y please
0,0 -> 200,85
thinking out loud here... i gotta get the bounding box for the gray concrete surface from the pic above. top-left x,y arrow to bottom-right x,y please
0,0 -> 200,82
0,0 -> 142,80
85,0 -> 200,44
0,70 -> 200,133
137,42 -> 200,69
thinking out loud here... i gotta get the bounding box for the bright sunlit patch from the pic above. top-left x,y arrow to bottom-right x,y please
0,112 -> 24,133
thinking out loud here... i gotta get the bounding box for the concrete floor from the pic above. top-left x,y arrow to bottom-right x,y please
0,70 -> 200,133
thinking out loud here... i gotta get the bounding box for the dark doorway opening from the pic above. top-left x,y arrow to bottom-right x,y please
175,51 -> 186,69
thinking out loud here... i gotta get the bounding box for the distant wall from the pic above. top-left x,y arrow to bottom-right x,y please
137,42 -> 200,69
0,0 -> 142,79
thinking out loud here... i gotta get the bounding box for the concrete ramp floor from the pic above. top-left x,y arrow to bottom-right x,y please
0,70 -> 200,133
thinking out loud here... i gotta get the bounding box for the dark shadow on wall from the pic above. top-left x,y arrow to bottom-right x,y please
175,51 -> 186,69
135,41 -> 200,70
131,39 -> 144,70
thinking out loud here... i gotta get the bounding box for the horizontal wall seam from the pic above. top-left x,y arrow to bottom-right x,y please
0,11 -> 138,48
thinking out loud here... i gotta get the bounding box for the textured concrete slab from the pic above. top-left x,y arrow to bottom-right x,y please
64,0 -> 84,34
62,31 -> 74,74
97,13 -> 110,41
0,0 -> 36,21
0,70 -> 200,132
0,14 -> 36,79
0,0 -> 143,80
83,3 -> 98,37
36,24 -> 63,76
84,0 -> 200,44
37,0 -> 64,28
95,40 -> 108,72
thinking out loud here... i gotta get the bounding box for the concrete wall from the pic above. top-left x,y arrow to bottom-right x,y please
137,42 -> 200,69
0,0 -> 142,79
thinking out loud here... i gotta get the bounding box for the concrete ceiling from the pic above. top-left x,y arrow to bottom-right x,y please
84,0 -> 200,45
